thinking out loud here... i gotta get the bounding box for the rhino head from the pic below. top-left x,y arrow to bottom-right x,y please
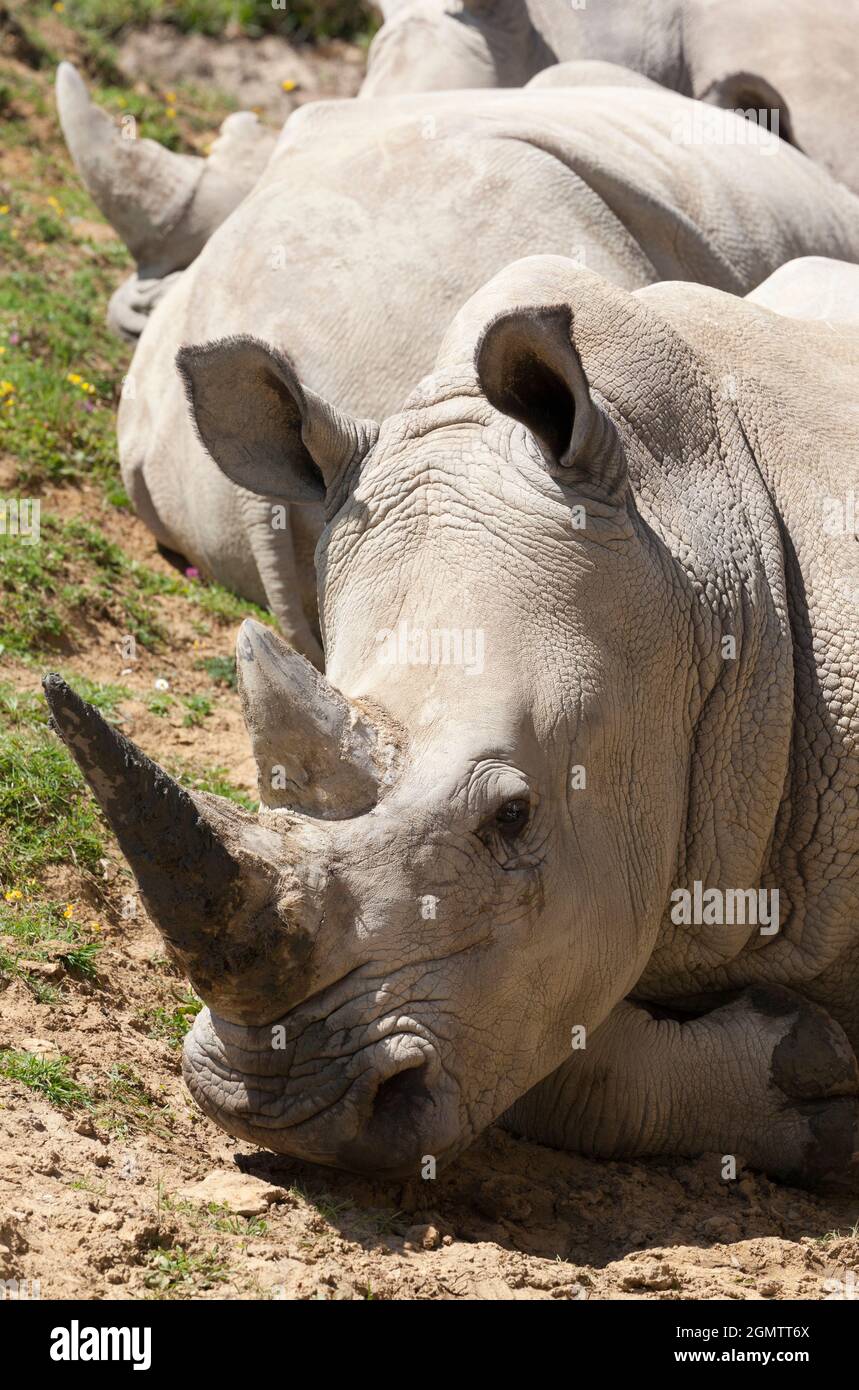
361,0 -> 548,97
47,256 -> 788,1177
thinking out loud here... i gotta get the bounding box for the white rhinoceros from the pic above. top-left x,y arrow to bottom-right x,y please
58,67 -> 859,667
46,255 -> 859,1185
365,0 -> 859,196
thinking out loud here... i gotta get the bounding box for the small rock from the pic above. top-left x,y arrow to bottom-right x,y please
19,1037 -> 61,1059
174,1170 -> 282,1216
18,960 -> 64,982
405,1223 -> 441,1250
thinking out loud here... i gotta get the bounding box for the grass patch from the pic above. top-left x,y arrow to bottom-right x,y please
0,1049 -> 94,1109
168,759 -> 255,811
145,988 -> 202,1049
0,725 -> 106,882
144,1245 -> 229,1298
42,0 -> 377,43
181,693 -> 212,727
0,897 -> 103,987
146,691 -> 174,717
0,512 -> 273,658
0,677 -> 130,727
195,654 -> 237,689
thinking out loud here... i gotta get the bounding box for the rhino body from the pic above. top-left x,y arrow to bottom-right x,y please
366,0 -> 859,195
47,256 -> 859,1185
61,71 -> 859,665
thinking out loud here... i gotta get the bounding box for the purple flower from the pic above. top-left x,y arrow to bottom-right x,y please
185,566 -> 200,580
8,333 -> 19,346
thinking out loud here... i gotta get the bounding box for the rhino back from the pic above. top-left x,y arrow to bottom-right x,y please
120,85 -> 859,597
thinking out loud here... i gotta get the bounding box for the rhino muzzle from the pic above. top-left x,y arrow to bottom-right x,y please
43,650 -> 421,1168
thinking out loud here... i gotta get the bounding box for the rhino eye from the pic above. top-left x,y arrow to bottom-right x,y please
494,798 -> 530,838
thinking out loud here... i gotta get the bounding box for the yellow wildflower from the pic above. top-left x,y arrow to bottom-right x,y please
0,380 -> 14,396
0,206 -> 8,215
4,889 -> 23,903
53,1 -> 65,11
165,107 -> 177,120
281,80 -> 296,93
63,903 -> 74,919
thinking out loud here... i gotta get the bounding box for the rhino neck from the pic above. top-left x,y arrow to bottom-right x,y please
627,373 -> 795,987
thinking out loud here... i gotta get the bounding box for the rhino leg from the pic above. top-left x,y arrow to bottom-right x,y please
502,988 -> 859,1190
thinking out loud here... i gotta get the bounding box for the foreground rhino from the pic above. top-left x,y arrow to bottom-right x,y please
46,255 -> 859,1186
367,0 -> 859,195
59,68 -> 859,667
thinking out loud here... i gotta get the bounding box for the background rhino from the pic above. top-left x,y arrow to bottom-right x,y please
47,255 -> 859,1186
366,0 -> 859,196
58,68 -> 859,668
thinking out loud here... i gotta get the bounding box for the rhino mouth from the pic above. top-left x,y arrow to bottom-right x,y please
182,1003 -> 463,1177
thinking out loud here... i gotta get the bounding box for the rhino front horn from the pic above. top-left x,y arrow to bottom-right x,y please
237,620 -> 399,815
43,675 -> 320,1025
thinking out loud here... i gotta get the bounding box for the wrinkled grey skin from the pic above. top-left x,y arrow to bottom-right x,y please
365,0 -> 859,195
58,68 -> 859,667
47,255 -> 859,1186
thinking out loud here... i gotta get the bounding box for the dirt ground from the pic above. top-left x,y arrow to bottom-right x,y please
0,7 -> 857,1303
117,24 -> 365,118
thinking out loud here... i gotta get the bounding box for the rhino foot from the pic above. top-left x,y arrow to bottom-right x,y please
759,986 -> 859,1190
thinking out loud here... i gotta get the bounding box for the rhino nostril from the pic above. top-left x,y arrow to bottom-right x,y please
370,1061 -> 432,1124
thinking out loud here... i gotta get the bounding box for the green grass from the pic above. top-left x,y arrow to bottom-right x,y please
0,677 -> 130,727
145,988 -> 202,1048
181,693 -> 212,727
144,1245 -> 230,1298
195,654 -> 237,689
146,691 -> 175,717
0,1049 -> 94,1109
0,512 -> 273,658
0,725 -> 106,882
168,759 -> 256,811
42,0 -> 377,43
0,896 -> 103,989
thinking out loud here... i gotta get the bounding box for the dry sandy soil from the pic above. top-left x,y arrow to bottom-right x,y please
0,8 -> 857,1304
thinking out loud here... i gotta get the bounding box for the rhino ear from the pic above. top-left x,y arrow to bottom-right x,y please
474,304 -> 626,497
176,335 -> 378,503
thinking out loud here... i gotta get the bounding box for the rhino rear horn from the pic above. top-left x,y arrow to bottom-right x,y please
237,620 -> 398,815
43,675 -> 318,1025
